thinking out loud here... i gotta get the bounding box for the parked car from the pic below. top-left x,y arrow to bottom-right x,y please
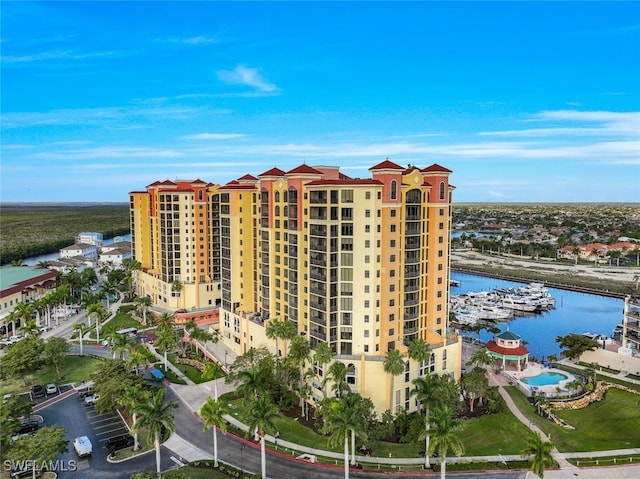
16,418 -> 39,434
84,394 -> 101,406
10,463 -> 41,478
77,386 -> 94,398
30,385 -> 45,399
46,383 -> 58,395
73,436 -> 93,457
105,434 -> 134,456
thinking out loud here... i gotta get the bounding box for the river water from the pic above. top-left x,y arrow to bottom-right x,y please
451,271 -> 623,360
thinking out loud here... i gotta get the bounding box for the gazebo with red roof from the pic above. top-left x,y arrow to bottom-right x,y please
486,330 -> 529,371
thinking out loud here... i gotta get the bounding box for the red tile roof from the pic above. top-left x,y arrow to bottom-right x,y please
486,340 -> 529,357
258,167 -> 286,177
422,163 -> 453,173
369,159 -> 404,171
286,164 -> 323,175
237,174 -> 258,181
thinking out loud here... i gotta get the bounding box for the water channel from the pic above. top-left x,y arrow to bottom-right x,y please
451,271 -> 623,360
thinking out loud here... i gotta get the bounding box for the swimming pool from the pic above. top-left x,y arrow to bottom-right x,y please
521,371 -> 569,386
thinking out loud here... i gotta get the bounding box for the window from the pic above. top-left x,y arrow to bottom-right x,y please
390,180 -> 397,200
390,210 -> 397,217
439,181 -> 446,200
346,364 -> 356,385
341,190 -> 354,203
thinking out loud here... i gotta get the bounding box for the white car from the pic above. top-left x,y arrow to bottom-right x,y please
73,436 -> 92,457
46,384 -> 57,395
84,394 -> 101,406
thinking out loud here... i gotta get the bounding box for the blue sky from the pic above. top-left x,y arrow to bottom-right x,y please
2,1 -> 639,203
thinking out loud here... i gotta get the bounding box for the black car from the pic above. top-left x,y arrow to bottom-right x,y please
16,418 -> 39,434
30,385 -> 45,399
105,434 -> 134,455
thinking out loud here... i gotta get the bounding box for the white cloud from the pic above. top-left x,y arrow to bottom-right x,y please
217,65 -> 278,93
2,49 -> 123,64
180,133 -> 246,141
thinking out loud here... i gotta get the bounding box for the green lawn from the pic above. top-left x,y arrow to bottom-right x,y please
99,312 -> 143,337
505,386 -> 640,452
223,392 -> 532,459
458,409 -> 532,455
0,355 -> 104,395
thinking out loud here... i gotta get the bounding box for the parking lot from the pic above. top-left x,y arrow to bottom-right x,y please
36,389 -> 168,479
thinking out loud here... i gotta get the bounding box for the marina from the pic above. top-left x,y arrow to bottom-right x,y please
451,272 -> 623,359
451,281 -> 556,325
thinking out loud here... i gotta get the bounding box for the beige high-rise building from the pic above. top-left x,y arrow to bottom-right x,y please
130,160 -> 461,413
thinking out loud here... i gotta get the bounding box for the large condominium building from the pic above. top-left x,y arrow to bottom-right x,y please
129,160 -> 461,413
129,179 -> 222,314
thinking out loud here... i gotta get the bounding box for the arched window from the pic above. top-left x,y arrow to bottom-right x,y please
439,182 -> 446,200
390,180 -> 397,200
275,205 -> 280,216
198,190 -> 203,201
275,191 -> 280,202
346,363 -> 357,385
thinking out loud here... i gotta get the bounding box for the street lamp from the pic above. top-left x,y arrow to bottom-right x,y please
225,351 -> 228,368
240,443 -> 245,478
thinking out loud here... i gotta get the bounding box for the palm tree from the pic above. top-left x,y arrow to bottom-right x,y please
86,302 -> 107,344
245,395 -> 279,479
287,335 -> 312,415
201,360 -> 223,381
132,388 -> 178,478
408,337 -> 432,367
236,365 -> 265,405
119,383 -> 150,452
19,317 -> 41,337
127,349 -> 148,375
12,302 -> 34,335
467,347 -> 496,369
200,394 -> 229,467
427,406 -> 465,479
314,342 -> 335,398
73,322 -> 87,355
134,296 -> 153,327
411,374 -> 442,468
520,431 -> 555,478
342,392 -> 368,466
383,348 -> 405,413
265,317 -> 297,360
323,361 -> 349,398
111,331 -> 134,360
155,326 -> 177,371
322,395 -> 361,479
155,311 -> 175,330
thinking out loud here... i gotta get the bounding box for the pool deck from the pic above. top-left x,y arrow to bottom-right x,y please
503,362 -> 576,396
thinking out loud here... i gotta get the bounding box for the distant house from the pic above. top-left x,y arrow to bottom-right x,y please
99,241 -> 132,267
60,243 -> 99,262
76,232 -> 104,247
48,257 -> 91,274
558,241 -> 640,262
